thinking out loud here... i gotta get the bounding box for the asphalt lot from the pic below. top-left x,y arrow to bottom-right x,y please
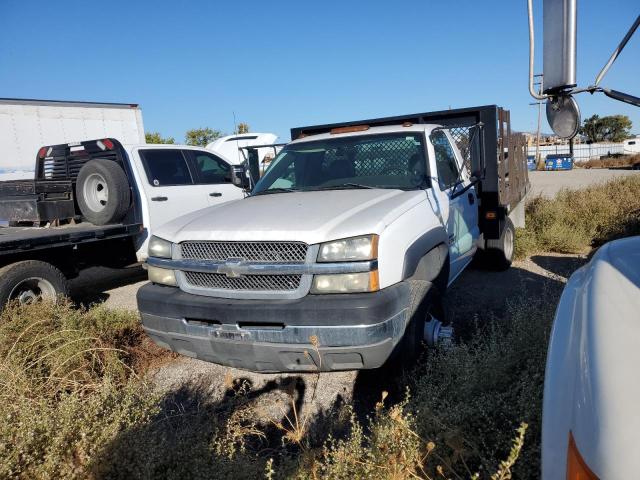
528,168 -> 639,198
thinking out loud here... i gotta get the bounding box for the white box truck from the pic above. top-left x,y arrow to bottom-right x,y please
0,98 -> 145,180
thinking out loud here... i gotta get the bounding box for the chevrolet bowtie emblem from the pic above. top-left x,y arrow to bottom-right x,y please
219,258 -> 244,278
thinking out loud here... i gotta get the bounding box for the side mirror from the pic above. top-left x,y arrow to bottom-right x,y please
231,165 -> 251,190
546,94 -> 580,139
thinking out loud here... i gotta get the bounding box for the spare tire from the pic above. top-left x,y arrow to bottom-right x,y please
76,159 -> 130,225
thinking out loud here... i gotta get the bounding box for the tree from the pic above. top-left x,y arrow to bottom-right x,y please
580,114 -> 632,143
145,132 -> 175,144
235,122 -> 250,134
184,128 -> 223,147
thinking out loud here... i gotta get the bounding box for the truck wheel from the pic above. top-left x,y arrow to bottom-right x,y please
399,281 -> 448,364
0,261 -> 70,307
479,217 -> 515,271
76,159 -> 130,225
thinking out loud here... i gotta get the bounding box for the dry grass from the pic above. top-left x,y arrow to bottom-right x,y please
0,302 -> 160,479
516,175 -> 640,257
579,153 -> 640,169
406,294 -> 556,479
0,301 -> 532,480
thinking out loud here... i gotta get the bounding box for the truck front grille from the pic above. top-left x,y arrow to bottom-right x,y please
180,241 -> 308,263
184,271 -> 302,291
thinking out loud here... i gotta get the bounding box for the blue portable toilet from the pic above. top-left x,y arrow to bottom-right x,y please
545,154 -> 573,171
527,155 -> 536,171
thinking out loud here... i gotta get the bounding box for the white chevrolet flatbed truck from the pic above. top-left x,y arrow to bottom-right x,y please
137,105 -> 530,372
0,135 -> 269,306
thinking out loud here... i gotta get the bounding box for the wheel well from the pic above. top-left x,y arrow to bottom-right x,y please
407,243 -> 449,293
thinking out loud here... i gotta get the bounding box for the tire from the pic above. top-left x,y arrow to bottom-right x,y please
76,159 -> 130,225
0,261 -> 70,307
397,280 -> 447,365
480,217 -> 515,271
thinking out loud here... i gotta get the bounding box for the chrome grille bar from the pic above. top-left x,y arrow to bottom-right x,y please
184,272 -> 302,291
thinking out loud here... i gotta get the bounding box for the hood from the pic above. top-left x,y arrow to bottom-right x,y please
155,189 -> 426,245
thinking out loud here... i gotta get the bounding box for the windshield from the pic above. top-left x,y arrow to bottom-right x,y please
251,132 -> 429,195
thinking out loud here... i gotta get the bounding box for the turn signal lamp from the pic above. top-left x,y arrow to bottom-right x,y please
330,125 -> 370,134
567,433 -> 598,480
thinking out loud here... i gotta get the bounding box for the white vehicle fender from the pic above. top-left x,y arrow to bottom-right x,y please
377,198 -> 448,289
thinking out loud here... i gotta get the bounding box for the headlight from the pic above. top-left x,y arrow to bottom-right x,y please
147,265 -> 177,286
317,235 -> 378,262
148,236 -> 173,258
311,271 -> 379,294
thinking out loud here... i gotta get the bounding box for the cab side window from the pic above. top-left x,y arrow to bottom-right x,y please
140,149 -> 193,186
430,130 -> 460,190
191,152 -> 231,184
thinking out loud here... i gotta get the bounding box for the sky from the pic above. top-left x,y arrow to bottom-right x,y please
0,0 -> 638,143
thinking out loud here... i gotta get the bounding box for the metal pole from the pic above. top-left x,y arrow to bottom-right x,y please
528,0 -> 549,101
594,15 -> 640,87
535,75 -> 543,169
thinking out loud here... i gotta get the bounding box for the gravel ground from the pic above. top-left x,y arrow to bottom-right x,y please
65,169 -> 605,417
528,168 -> 639,198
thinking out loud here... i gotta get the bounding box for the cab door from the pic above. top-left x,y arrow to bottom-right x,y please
136,148 -> 213,233
429,130 -> 479,284
185,150 -> 245,206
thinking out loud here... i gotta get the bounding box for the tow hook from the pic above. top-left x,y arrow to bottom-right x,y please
424,315 -> 454,347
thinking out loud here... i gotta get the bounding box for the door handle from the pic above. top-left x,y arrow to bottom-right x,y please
468,193 -> 475,205
209,192 -> 222,197
151,196 -> 168,202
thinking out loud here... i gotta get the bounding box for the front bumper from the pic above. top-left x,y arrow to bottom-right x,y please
137,282 -> 410,372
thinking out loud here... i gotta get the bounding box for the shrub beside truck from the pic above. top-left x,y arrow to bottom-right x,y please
137,105 -> 530,372
0,137 -> 260,306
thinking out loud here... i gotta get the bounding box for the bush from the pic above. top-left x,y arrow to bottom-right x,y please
516,175 -> 640,257
580,153 -> 639,169
0,302 -> 159,479
407,294 -> 556,479
0,300 -> 537,479
0,378 -> 158,479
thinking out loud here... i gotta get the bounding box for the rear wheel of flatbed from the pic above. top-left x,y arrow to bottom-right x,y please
476,217 -> 515,271
0,260 -> 70,307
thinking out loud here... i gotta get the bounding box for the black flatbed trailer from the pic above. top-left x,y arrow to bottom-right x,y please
0,221 -> 142,306
0,222 -> 141,255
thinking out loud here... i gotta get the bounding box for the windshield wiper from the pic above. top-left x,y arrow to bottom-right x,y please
251,187 -> 298,196
315,183 -> 377,190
